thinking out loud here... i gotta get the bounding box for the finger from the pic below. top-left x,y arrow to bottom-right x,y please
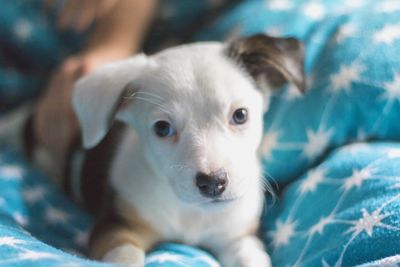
61,63 -> 82,144
36,72 -> 64,148
95,0 -> 118,19
49,67 -> 78,150
36,58 -> 80,152
60,58 -> 83,98
58,0 -> 82,30
62,57 -> 79,73
75,1 -> 96,32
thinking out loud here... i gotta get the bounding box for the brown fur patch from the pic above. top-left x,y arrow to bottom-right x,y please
89,196 -> 160,259
226,34 -> 306,92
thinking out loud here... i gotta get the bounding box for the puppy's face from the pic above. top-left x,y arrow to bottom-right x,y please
73,34 -> 305,207
125,46 -> 265,205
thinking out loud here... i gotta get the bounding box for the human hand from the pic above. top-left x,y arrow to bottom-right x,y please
35,0 -> 156,160
34,48 -> 130,160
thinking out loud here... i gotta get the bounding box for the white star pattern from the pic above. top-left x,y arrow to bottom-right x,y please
365,255 -> 400,266
308,215 -> 334,235
377,1 -> 400,13
145,253 -> 185,264
269,219 -> 298,249
0,236 -> 25,247
390,177 -> 400,189
13,20 -> 32,41
321,259 -> 330,267
302,2 -> 326,21
299,168 -> 326,194
287,149 -> 400,267
302,128 -> 334,159
346,208 -> 394,237
23,186 -> 46,204
45,207 -> 69,224
342,168 -> 373,191
381,73 -> 400,102
266,0 -> 293,11
330,63 -> 364,93
0,166 -> 23,181
374,24 -> 400,45
13,212 -> 28,226
18,250 -> 58,260
388,149 -> 400,159
335,23 -> 357,43
342,143 -> 370,155
345,0 -> 365,8
260,131 -> 280,160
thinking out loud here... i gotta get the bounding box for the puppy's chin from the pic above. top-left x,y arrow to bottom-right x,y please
173,190 -> 241,211
196,195 -> 243,211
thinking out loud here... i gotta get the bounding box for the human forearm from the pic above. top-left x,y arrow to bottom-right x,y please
84,0 -> 158,56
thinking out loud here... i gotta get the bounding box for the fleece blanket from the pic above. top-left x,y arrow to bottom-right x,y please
1,143 -> 400,267
1,0 -> 400,266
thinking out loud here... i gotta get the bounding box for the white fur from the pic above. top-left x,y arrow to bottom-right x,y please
73,42 -> 272,267
102,244 -> 145,267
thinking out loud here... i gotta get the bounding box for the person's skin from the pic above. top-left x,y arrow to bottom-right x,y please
34,0 -> 157,167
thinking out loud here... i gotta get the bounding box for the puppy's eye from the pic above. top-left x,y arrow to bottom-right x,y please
154,121 -> 175,137
231,108 -> 248,125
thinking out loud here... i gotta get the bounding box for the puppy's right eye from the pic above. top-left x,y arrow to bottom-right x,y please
154,121 -> 175,137
231,108 -> 248,125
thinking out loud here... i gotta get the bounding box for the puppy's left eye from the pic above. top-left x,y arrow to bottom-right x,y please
154,121 -> 175,137
231,108 -> 248,125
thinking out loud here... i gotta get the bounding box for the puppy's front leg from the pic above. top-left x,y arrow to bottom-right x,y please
218,236 -> 271,267
89,212 -> 158,267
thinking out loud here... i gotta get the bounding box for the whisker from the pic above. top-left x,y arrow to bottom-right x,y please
123,93 -> 163,105
134,96 -> 171,114
135,91 -> 165,101
134,96 -> 163,107
169,164 -> 193,172
262,170 -> 278,206
262,169 -> 279,191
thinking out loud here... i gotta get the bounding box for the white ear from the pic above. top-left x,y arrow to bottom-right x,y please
72,54 -> 149,149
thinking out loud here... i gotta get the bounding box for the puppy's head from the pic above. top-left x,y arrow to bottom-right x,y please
73,34 -> 305,207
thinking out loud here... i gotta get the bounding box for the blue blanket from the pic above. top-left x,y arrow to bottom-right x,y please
1,0 -> 400,266
1,143 -> 400,266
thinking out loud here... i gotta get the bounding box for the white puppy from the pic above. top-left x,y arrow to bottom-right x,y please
36,34 -> 305,267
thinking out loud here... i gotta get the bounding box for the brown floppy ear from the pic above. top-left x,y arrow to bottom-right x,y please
226,34 -> 306,92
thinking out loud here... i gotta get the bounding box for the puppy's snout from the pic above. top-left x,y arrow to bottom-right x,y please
195,170 -> 228,198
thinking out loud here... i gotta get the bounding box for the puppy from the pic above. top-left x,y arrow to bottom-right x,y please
33,34 -> 305,267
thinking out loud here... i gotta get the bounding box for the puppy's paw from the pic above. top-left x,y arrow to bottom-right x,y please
102,244 -> 145,267
219,236 -> 271,267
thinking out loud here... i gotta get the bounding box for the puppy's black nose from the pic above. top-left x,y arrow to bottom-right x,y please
196,170 -> 228,198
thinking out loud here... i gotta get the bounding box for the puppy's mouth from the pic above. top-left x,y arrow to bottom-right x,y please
206,197 -> 239,205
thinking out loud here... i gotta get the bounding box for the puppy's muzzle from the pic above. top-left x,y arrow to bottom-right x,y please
195,169 -> 228,198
